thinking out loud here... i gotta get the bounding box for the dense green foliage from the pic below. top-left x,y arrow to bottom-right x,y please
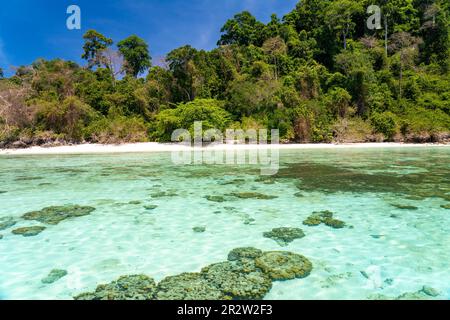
0,0 -> 449,146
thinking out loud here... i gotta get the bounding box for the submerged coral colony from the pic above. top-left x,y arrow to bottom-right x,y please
2,198 -> 444,300
0,202 -> 332,300
74,248 -> 313,300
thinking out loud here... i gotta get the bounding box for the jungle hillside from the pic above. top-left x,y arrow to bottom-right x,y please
0,0 -> 449,148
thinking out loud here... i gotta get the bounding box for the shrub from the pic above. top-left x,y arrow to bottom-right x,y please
34,96 -> 97,142
400,108 -> 450,136
370,112 -> 398,140
85,116 -> 149,144
152,99 -> 231,142
332,117 -> 373,143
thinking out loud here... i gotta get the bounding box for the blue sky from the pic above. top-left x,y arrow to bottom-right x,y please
0,0 -> 299,76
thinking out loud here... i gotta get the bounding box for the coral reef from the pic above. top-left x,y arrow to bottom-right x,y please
72,247 -> 314,300
74,275 -> 157,300
22,205 -> 95,225
255,251 -> 313,281
156,273 -> 226,300
229,192 -> 278,200
0,217 -> 17,231
41,269 -> 68,284
227,247 -> 263,262
12,226 -> 46,237
201,261 -> 272,300
193,226 -> 206,233
150,191 -> 178,198
263,227 -> 305,246
205,195 -> 226,203
218,179 -> 246,186
128,201 -> 142,205
420,286 -> 440,297
368,286 -> 441,300
391,204 -> 419,210
303,211 -> 346,229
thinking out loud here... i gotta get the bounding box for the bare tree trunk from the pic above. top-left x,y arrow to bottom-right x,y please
384,16 -> 388,57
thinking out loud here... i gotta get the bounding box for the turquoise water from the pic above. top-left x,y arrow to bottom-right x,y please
0,147 -> 449,300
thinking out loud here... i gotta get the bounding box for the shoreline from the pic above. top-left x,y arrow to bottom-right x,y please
0,142 -> 449,155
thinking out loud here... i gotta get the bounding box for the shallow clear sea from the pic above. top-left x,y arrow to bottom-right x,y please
0,147 -> 449,300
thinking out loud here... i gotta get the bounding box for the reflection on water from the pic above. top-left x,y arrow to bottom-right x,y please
0,147 -> 449,300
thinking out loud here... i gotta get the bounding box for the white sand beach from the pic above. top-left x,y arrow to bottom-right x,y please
0,142 -> 449,155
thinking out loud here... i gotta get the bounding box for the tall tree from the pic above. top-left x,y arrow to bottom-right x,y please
82,30 -> 113,69
166,45 -> 198,101
218,11 -> 265,46
325,0 -> 364,50
117,35 -> 152,78
0,67 -> 4,79
420,1 -> 450,71
379,0 -> 421,56
389,32 -> 422,100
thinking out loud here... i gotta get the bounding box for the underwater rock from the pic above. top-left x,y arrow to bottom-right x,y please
0,217 -> 17,231
228,247 -> 263,262
229,192 -> 278,200
303,214 -> 324,227
201,261 -> 272,300
370,286 -> 440,300
263,227 -> 305,246
205,195 -> 226,203
0,234 -> 3,240
441,204 -> 450,210
0,191 -> 7,194
218,179 -> 246,186
14,176 -> 44,181
255,251 -> 313,281
144,205 -> 158,210
74,275 -> 157,300
156,272 -> 226,300
391,204 -> 419,210
243,217 -> 256,225
12,226 -> 46,237
323,218 -> 346,229
303,211 -> 346,229
193,226 -> 206,233
150,191 -> 178,198
294,192 -> 304,198
22,205 -> 95,225
128,201 -> 142,205
396,290 -> 431,300
421,286 -> 440,297
41,269 -> 68,284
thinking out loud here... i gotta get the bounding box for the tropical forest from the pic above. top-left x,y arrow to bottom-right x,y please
0,0 -> 449,148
